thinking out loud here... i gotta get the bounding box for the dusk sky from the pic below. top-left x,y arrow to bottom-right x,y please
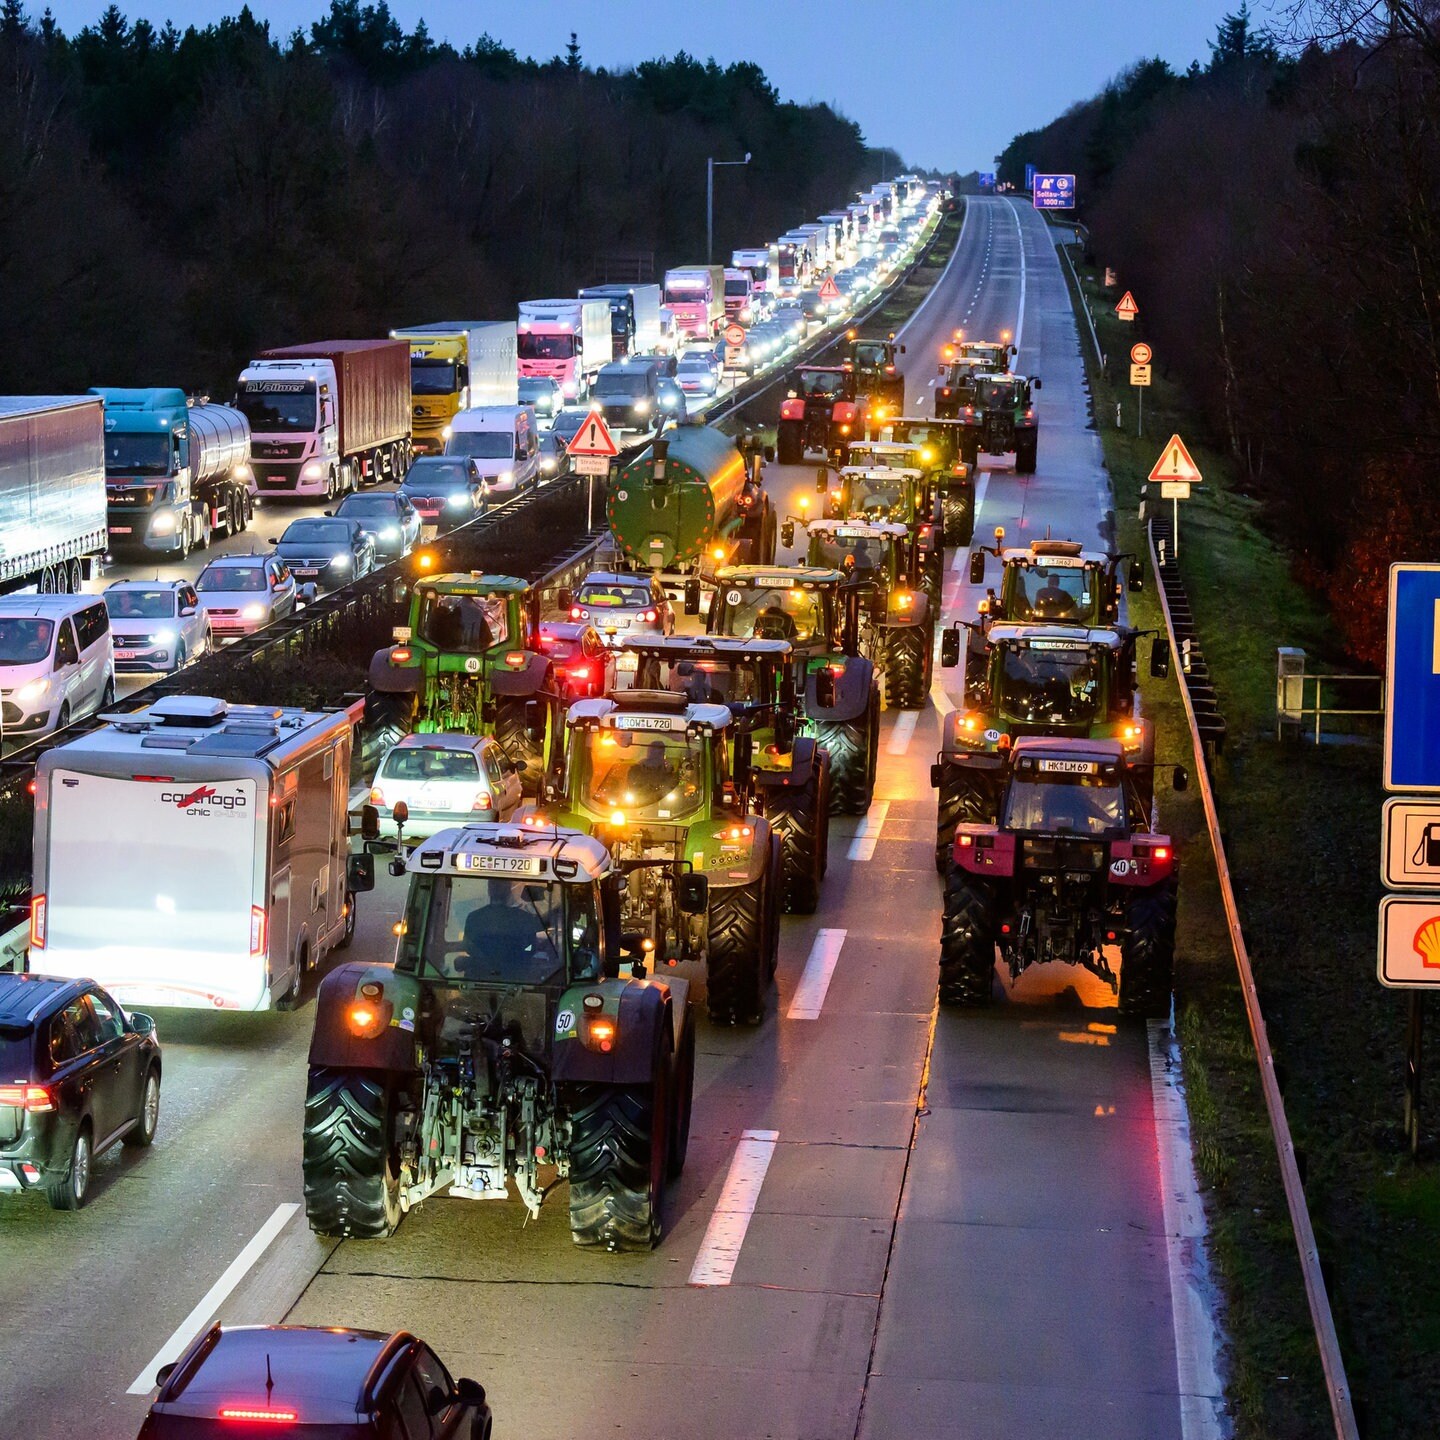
41,0 -> 1232,172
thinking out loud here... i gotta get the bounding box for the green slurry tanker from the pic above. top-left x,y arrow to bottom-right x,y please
606,425 -> 776,604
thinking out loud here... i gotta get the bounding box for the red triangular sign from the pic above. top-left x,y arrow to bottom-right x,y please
566,412 -> 619,458
1115,290 -> 1138,318
1147,434 -> 1202,484
818,276 -> 840,302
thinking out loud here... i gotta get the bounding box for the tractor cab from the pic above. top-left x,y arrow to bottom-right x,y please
969,535 -> 1144,627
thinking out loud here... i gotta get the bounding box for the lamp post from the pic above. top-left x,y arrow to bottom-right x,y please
707,152 -> 751,264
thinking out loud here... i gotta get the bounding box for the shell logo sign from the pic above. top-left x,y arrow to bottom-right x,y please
1416,917 -> 1440,968
1380,897 -> 1440,987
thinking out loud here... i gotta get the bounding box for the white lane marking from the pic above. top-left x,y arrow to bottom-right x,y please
894,196 -> 973,343
127,1203 -> 301,1394
846,800 -> 890,861
788,928 -> 847,1020
1147,1022 -> 1226,1440
688,1129 -> 780,1285
887,710 -> 919,755
1008,198 -> 1028,363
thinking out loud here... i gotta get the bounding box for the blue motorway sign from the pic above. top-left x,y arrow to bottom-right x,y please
978,172 -> 996,190
1033,173 -> 1076,210
1386,564 -> 1440,791
1024,163 -> 1037,190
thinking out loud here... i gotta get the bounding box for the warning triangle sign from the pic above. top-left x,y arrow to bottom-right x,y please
1147,434 -> 1203,485
1115,290 -> 1138,319
818,276 -> 841,302
566,411 -> 619,458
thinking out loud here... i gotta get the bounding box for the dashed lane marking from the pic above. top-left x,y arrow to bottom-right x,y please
688,1130 -> 780,1286
887,710 -> 919,755
788,929 -> 848,1020
846,801 -> 890,861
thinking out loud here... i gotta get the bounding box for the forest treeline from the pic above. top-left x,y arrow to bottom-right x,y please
0,1 -> 891,400
999,2 -> 1440,666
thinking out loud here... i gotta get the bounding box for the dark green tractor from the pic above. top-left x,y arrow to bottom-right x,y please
953,372 -> 1041,475
875,417 -> 977,545
968,533 -> 1143,629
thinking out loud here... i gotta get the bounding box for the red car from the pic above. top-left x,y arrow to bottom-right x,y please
537,620 -> 615,699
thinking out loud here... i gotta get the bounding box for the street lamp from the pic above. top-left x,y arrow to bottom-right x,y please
707,152 -> 751,265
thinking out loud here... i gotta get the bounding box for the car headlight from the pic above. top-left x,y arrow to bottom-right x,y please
329,553 -> 351,568
380,526 -> 401,541
542,457 -> 558,472
662,393 -> 678,409
148,628 -> 178,645
15,678 -> 48,703
302,460 -> 325,479
234,463 -> 252,480
241,603 -> 266,620
633,399 -> 651,415
150,512 -> 177,535
497,470 -> 514,486
441,424 -> 453,439
562,382 -> 578,397
446,493 -> 469,508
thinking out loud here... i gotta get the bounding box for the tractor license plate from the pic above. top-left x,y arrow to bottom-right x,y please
617,654 -> 638,673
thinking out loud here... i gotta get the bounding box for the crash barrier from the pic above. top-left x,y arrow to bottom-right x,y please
1274,649 -> 1384,744
0,913 -> 26,972
1149,516 -> 1226,764
1146,518 -> 1360,1440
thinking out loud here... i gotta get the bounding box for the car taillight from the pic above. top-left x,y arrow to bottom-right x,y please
369,786 -> 384,806
250,905 -> 266,957
570,606 -> 584,620
472,790 -> 494,811
29,893 -> 44,950
1154,846 -> 1170,860
569,664 -> 591,681
0,1084 -> 55,1112
218,1408 -> 299,1424
642,609 -> 658,622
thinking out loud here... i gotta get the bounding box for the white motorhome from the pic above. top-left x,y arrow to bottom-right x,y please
31,695 -> 361,1012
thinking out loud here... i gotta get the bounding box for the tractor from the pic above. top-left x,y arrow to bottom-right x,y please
843,329 -> 906,415
873,417 -> 977,545
934,334 -> 1014,419
968,532 -> 1143,629
952,372 -> 1042,475
776,366 -> 868,467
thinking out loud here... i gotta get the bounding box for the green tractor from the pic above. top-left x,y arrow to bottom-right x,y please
305,820 -> 700,1250
928,621 -> 1171,872
843,329 -> 907,415
623,634 -> 831,913
968,532 -> 1143,628
533,688 -> 783,1024
953,372 -> 1041,475
365,572 -> 557,784
707,564 -> 882,815
785,518 -> 935,711
873,417 -> 976,546
934,334 -> 1014,419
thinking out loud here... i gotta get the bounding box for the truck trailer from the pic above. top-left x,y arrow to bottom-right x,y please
517,300 -> 611,400
0,396 -> 107,597
388,322 -> 518,457
31,694 -> 362,1012
238,339 -> 412,501
92,388 -> 252,557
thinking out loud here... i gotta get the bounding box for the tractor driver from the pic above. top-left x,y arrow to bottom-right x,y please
752,604 -> 797,641
1033,572 -> 1078,619
629,739 -> 679,801
459,879 -> 561,983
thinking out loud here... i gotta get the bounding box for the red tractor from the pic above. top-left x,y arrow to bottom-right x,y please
777,366 -> 867,467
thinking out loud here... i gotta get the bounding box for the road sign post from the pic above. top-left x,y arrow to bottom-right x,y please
566,412 -> 620,532
1146,434 -> 1202,556
1130,343 -> 1153,437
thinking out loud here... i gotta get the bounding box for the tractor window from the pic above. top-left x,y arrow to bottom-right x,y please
402,873 -> 565,986
577,730 -> 704,822
1007,565 -> 1092,622
658,658 -> 766,706
797,370 -> 846,399
717,585 -> 822,644
996,645 -> 1100,727
1003,774 -> 1125,836
416,592 -> 507,652
849,474 -> 907,518
809,533 -> 887,579
567,884 -> 602,981
974,376 -> 1023,408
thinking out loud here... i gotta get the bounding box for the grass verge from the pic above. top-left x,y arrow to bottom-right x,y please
1056,231 -> 1431,1437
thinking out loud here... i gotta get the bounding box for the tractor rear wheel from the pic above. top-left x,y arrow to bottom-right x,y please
365,691 -> 419,752
706,875 -> 769,1024
568,1036 -> 670,1251
884,627 -> 928,709
1015,432 -> 1038,476
764,751 -> 830,914
494,694 -> 542,793
776,421 -> 805,465
813,695 -> 878,815
302,1068 -> 403,1238
939,871 -> 997,1006
1118,879 -> 1177,1020
935,767 -> 998,874
943,495 -> 973,547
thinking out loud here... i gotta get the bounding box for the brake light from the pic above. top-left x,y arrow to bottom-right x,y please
505,651 -> 527,668
570,606 -> 584,620
642,609 -> 658,622
250,905 -> 266,957
1154,846 -> 1170,860
389,647 -> 411,664
957,834 -> 974,848
568,664 -> 591,681
472,791 -> 494,811
218,1408 -> 299,1424
29,894 -> 44,950
369,786 -> 384,806
0,1084 -> 55,1112
585,1015 -> 616,1052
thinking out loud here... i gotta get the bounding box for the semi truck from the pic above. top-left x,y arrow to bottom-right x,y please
31,694 -> 362,1012
795,224 -> 831,273
239,339 -> 412,501
577,283 -> 663,359
722,269 -> 755,325
774,238 -> 812,295
731,248 -> 774,300
661,266 -> 725,341
517,299 -> 611,401
92,388 -> 252,557
388,323 -> 518,456
0,396 -> 107,597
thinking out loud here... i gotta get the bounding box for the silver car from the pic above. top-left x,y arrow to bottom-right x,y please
194,553 -> 298,639
567,572 -> 675,663
104,580 -> 211,673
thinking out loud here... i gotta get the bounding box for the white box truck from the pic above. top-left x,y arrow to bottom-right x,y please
31,694 -> 363,1012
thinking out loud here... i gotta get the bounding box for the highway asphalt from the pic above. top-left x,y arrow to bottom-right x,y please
0,198 -> 1225,1439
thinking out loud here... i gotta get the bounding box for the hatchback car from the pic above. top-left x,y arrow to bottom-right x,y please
0,973 -> 159,1210
676,352 -> 721,396
400,456 -> 487,532
194,554 -> 298,639
104,580 -> 210,674
271,517 -> 375,591
536,619 -> 615,700
543,408 -> 595,478
332,490 -> 421,561
368,733 -> 524,838
138,1324 -> 491,1439
518,375 -> 563,425
567,572 -> 675,657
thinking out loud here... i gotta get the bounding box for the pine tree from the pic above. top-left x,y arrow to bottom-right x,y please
564,30 -> 580,73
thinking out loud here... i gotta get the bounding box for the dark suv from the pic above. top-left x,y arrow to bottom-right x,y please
138,1325 -> 492,1438
0,973 -> 160,1209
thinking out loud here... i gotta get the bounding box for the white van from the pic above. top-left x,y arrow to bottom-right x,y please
444,405 -> 540,496
0,595 -> 114,742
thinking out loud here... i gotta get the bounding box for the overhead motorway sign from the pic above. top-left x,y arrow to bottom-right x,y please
1382,798 -> 1440,888
566,412 -> 619,459
1378,894 -> 1440,987
1032,174 -> 1076,210
1385,563 -> 1440,791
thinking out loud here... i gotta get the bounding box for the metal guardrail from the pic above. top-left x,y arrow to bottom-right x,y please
1147,522 -> 1360,1440
1277,669 -> 1384,745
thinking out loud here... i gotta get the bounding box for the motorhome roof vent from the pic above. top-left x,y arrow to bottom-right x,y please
147,696 -> 229,728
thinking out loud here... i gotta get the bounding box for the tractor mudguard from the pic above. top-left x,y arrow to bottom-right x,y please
937,710 -> 1010,764
879,591 -> 929,629
952,826 -> 1014,877
552,979 -> 672,1085
704,814 -> 773,888
751,735 -> 818,791
489,652 -> 550,697
803,657 -> 874,724
1106,835 -> 1177,887
308,962 -> 424,1072
368,648 -> 422,694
